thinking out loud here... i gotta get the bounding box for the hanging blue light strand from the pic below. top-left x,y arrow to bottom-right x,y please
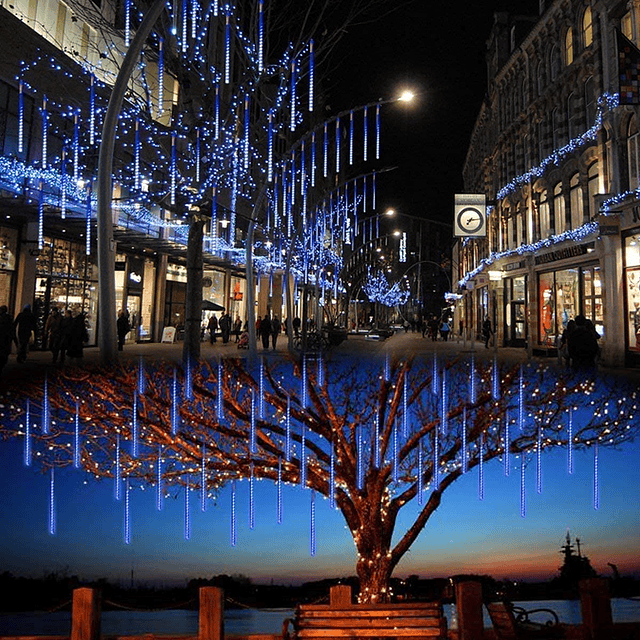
181,0 -> 188,53
349,111 -> 354,165
24,399 -> 31,467
417,440 -> 424,505
249,462 -> 255,529
375,104 -> 381,160
374,412 -> 380,468
492,357 -> 500,400
73,110 -> 80,182
357,425 -> 364,491
311,131 -> 316,186
18,79 -> 24,153
536,422 -> 543,494
329,441 -> 336,509
433,428 -> 439,490
42,373 -> 49,434
38,181 -> 44,251
85,182 -> 92,256
124,477 -> 131,544
503,412 -> 510,477
170,132 -> 176,206
137,356 -> 146,395
115,434 -> 121,500
310,490 -> 316,557
217,359 -> 224,421
60,150 -> 66,219
317,354 -> 324,386
441,370 -> 448,435
308,39 -> 314,111
134,117 -> 140,190
300,422 -> 307,488
285,395 -> 292,461
257,0 -> 264,72
363,106 -> 368,161
402,373 -> 409,438
230,480 -> 237,546
567,408 -> 574,474
301,356 -> 308,409
520,458 -> 526,518
469,354 -> 476,404
385,351 -> 390,381
290,60 -> 297,132
74,399 -> 80,468
157,41 -> 164,117
323,122 -> 328,178
335,117 -> 341,173
393,419 -> 399,484
478,432 -> 484,500
201,443 -> 207,512
214,84 -> 220,139
131,390 -> 138,458
124,0 -> 131,47
224,14 -> 231,83
184,475 -> 191,540
518,366 -> 525,429
431,354 -> 438,394
172,367 -> 179,434
267,113 -> 274,182
190,0 -> 197,40
49,468 -> 55,536
593,440 -> 600,510
41,96 -> 48,168
195,128 -> 201,185
156,445 -> 163,511
259,357 -> 265,419
244,94 -> 250,169
461,407 -> 467,473
277,457 -> 283,524
250,389 -> 257,454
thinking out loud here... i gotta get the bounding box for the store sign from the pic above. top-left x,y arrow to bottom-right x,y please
505,260 -> 525,272
534,243 -> 592,265
598,216 -> 620,236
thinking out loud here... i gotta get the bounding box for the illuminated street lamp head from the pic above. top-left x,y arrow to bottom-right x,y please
398,90 -> 415,103
385,208 -> 395,216
393,230 -> 401,236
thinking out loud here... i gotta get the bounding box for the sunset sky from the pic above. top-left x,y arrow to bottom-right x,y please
1,435 -> 638,586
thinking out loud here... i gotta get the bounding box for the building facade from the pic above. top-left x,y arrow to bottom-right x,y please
458,0 -> 640,367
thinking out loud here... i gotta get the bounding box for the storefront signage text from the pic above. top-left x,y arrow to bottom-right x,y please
505,260 -> 525,271
534,244 -> 590,265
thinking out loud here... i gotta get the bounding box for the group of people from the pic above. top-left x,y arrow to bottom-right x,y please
256,314 -> 282,350
207,311 -> 243,344
421,315 -> 452,342
557,315 -> 601,371
0,303 -> 89,374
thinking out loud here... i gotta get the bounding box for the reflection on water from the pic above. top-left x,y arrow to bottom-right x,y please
1,600 -> 639,635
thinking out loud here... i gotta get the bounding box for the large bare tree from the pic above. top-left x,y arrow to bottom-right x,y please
1,355 -> 637,602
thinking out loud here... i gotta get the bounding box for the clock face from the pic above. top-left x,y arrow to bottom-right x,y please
457,207 -> 484,234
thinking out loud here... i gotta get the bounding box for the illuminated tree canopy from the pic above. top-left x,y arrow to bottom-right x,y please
1,355 -> 638,602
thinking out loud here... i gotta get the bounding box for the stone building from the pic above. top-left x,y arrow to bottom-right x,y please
457,0 -> 640,367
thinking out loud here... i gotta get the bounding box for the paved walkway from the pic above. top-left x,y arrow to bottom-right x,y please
1,329 -> 637,381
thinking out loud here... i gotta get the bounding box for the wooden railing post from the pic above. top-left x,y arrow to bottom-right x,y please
455,580 -> 484,640
580,578 -> 613,640
199,586 -> 224,640
330,584 -> 352,607
70,587 -> 101,640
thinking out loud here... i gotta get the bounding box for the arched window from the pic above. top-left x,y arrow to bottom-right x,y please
552,107 -> 562,149
537,60 -> 545,94
628,115 -> 640,191
570,173 -> 583,229
540,189 -> 551,237
568,92 -> 580,139
553,182 -> 565,234
550,45 -> 560,81
565,27 -> 574,65
584,76 -> 596,124
582,6 -> 593,47
587,162 -> 600,219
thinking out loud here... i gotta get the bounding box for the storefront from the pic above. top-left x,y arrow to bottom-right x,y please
115,254 -> 157,343
0,225 -> 18,309
623,228 -> 640,361
536,255 -> 602,348
34,236 -> 98,348
503,274 -> 527,346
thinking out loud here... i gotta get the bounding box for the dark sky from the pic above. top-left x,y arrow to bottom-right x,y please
326,0 -> 540,225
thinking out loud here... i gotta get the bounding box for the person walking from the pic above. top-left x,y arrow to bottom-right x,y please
439,318 -> 451,342
271,315 -> 281,350
117,309 -> 131,351
0,305 -> 13,374
13,303 -> 37,363
67,312 -> 89,360
567,315 -> 599,371
292,316 -> 301,337
482,317 -> 493,348
46,308 -> 64,363
207,313 -> 218,343
260,314 -> 272,350
220,311 -> 231,344
233,315 -> 242,342
58,309 -> 73,364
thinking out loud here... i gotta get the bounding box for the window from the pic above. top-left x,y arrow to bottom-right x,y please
585,76 -> 596,124
583,6 -> 593,47
550,45 -> 560,81
553,182 -> 565,234
537,60 -> 545,95
628,116 -> 640,191
568,92 -> 580,139
622,11 -> 633,41
587,162 -> 600,218
569,173 -> 583,229
552,107 -> 562,149
539,189 -> 551,237
564,28 -> 574,65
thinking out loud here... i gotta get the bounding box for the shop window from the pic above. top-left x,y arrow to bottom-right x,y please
553,182 -> 565,234
625,234 -> 640,351
628,116 -> 640,191
564,27 -> 574,65
582,6 -> 593,48
582,266 -> 603,338
539,271 -> 556,346
587,162 -> 600,219
569,173 -> 583,229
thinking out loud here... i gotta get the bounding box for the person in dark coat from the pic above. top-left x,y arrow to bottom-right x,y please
117,309 -> 131,351
233,315 -> 242,342
567,314 -> 599,371
46,308 -> 64,363
207,313 -> 218,343
259,314 -> 272,350
219,311 -> 232,344
67,312 -> 89,360
13,303 -> 37,363
0,305 -> 13,374
482,317 -> 493,348
271,315 -> 281,350
292,316 -> 301,337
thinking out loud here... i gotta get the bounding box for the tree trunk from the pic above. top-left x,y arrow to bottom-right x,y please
356,551 -> 394,604
183,216 -> 205,363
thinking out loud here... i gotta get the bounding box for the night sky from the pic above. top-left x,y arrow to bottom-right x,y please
1,0 -> 640,588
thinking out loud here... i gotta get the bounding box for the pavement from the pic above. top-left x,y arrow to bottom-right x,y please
0,328 -> 612,381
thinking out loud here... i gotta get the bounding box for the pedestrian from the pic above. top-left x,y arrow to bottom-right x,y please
208,313 -> 218,343
260,314 -> 272,350
0,305 -> 13,374
567,314 -> 599,371
439,318 -> 451,342
558,319 -> 576,368
233,315 -> 242,342
46,308 -> 64,363
220,310 -> 231,344
13,303 -> 37,363
58,309 -> 73,364
271,314 -> 281,350
117,309 -> 131,351
429,316 -> 439,341
482,317 -> 493,348
292,316 -> 301,337
66,312 -> 89,360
